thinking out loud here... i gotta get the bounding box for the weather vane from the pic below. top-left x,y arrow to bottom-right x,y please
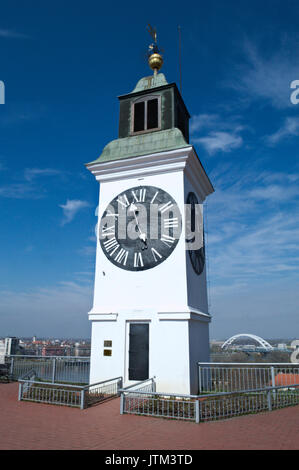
147,24 -> 163,75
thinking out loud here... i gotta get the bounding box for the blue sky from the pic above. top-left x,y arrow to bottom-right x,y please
0,0 -> 298,339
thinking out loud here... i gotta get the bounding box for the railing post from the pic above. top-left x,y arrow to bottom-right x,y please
52,358 -> 56,384
120,392 -> 125,415
80,389 -> 85,410
267,389 -> 272,411
271,366 -> 276,396
10,357 -> 14,378
195,399 -> 200,423
117,377 -> 123,396
198,365 -> 202,394
18,382 -> 23,401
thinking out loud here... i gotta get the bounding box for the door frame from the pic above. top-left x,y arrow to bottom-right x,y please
124,320 -> 151,385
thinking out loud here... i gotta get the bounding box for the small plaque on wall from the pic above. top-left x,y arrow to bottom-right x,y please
103,349 -> 112,357
104,340 -> 112,347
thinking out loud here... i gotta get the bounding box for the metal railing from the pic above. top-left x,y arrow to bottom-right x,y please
120,377 -> 156,394
198,362 -> 299,394
119,382 -> 299,423
9,355 -> 90,384
18,368 -> 37,398
18,376 -> 123,409
83,376 -> 123,408
119,378 -> 200,422
18,379 -> 84,408
198,384 -> 299,421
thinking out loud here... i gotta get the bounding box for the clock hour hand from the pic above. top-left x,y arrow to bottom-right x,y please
129,203 -> 148,248
139,232 -> 148,250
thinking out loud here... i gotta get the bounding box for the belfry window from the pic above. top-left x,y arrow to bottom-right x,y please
132,96 -> 160,134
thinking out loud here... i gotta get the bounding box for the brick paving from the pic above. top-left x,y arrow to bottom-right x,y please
0,382 -> 298,450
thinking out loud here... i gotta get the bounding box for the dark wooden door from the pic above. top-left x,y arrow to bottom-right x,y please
128,323 -> 149,381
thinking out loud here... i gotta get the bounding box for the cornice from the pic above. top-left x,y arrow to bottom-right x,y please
86,147 -> 214,201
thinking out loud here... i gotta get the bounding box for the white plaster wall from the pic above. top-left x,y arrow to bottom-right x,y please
153,318 -> 190,394
89,311 -> 193,394
92,169 -> 189,314
188,319 -> 210,394
89,319 -> 124,385
184,173 -> 209,315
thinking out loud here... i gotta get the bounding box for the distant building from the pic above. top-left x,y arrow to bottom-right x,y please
0,337 -> 20,363
41,345 -> 66,357
74,343 -> 91,357
272,373 -> 299,387
5,337 -> 19,355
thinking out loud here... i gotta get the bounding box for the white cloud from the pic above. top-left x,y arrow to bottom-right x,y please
202,163 -> 298,338
190,114 -> 220,133
0,182 -> 45,199
0,167 -> 62,199
248,183 -> 299,202
206,166 -> 299,288
0,28 -> 28,39
77,245 -> 96,257
229,39 -> 299,108
59,199 -> 90,225
0,281 -> 92,337
24,168 -> 61,182
266,117 -> 299,145
190,113 -> 246,155
194,131 -> 243,155
210,279 -> 299,339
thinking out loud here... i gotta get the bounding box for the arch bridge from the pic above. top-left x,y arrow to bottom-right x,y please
221,334 -> 274,351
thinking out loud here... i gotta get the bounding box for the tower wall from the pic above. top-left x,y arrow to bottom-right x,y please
88,148 -> 213,394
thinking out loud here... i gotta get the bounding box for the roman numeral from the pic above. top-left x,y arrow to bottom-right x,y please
163,217 -> 179,229
114,248 -> 129,266
106,210 -> 119,218
159,201 -> 173,213
103,237 -> 119,255
101,225 -> 115,237
151,247 -> 162,263
161,234 -> 175,247
150,191 -> 159,204
131,188 -> 146,203
116,194 -> 130,208
134,252 -> 144,268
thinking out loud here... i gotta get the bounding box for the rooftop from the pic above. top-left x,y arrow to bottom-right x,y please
1,383 -> 298,450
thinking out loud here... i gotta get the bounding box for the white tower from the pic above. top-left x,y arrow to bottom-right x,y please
86,68 -> 214,394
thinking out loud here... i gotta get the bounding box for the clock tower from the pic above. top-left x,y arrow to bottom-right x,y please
86,40 -> 214,395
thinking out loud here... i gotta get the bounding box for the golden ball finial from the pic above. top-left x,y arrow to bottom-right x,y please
147,25 -> 163,75
148,52 -> 163,74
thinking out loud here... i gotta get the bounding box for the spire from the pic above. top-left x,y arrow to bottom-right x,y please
147,24 -> 163,75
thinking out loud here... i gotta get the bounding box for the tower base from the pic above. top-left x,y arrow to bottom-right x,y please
89,308 -> 211,395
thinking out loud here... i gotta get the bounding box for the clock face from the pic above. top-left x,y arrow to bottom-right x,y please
99,185 -> 182,271
186,192 -> 205,275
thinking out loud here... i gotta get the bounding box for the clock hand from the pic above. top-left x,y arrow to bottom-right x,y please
129,203 -> 148,246
128,202 -> 138,214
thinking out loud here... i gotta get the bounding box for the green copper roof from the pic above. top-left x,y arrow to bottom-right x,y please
131,73 -> 168,93
87,128 -> 189,165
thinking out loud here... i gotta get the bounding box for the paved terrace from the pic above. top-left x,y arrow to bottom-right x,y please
0,383 -> 298,450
